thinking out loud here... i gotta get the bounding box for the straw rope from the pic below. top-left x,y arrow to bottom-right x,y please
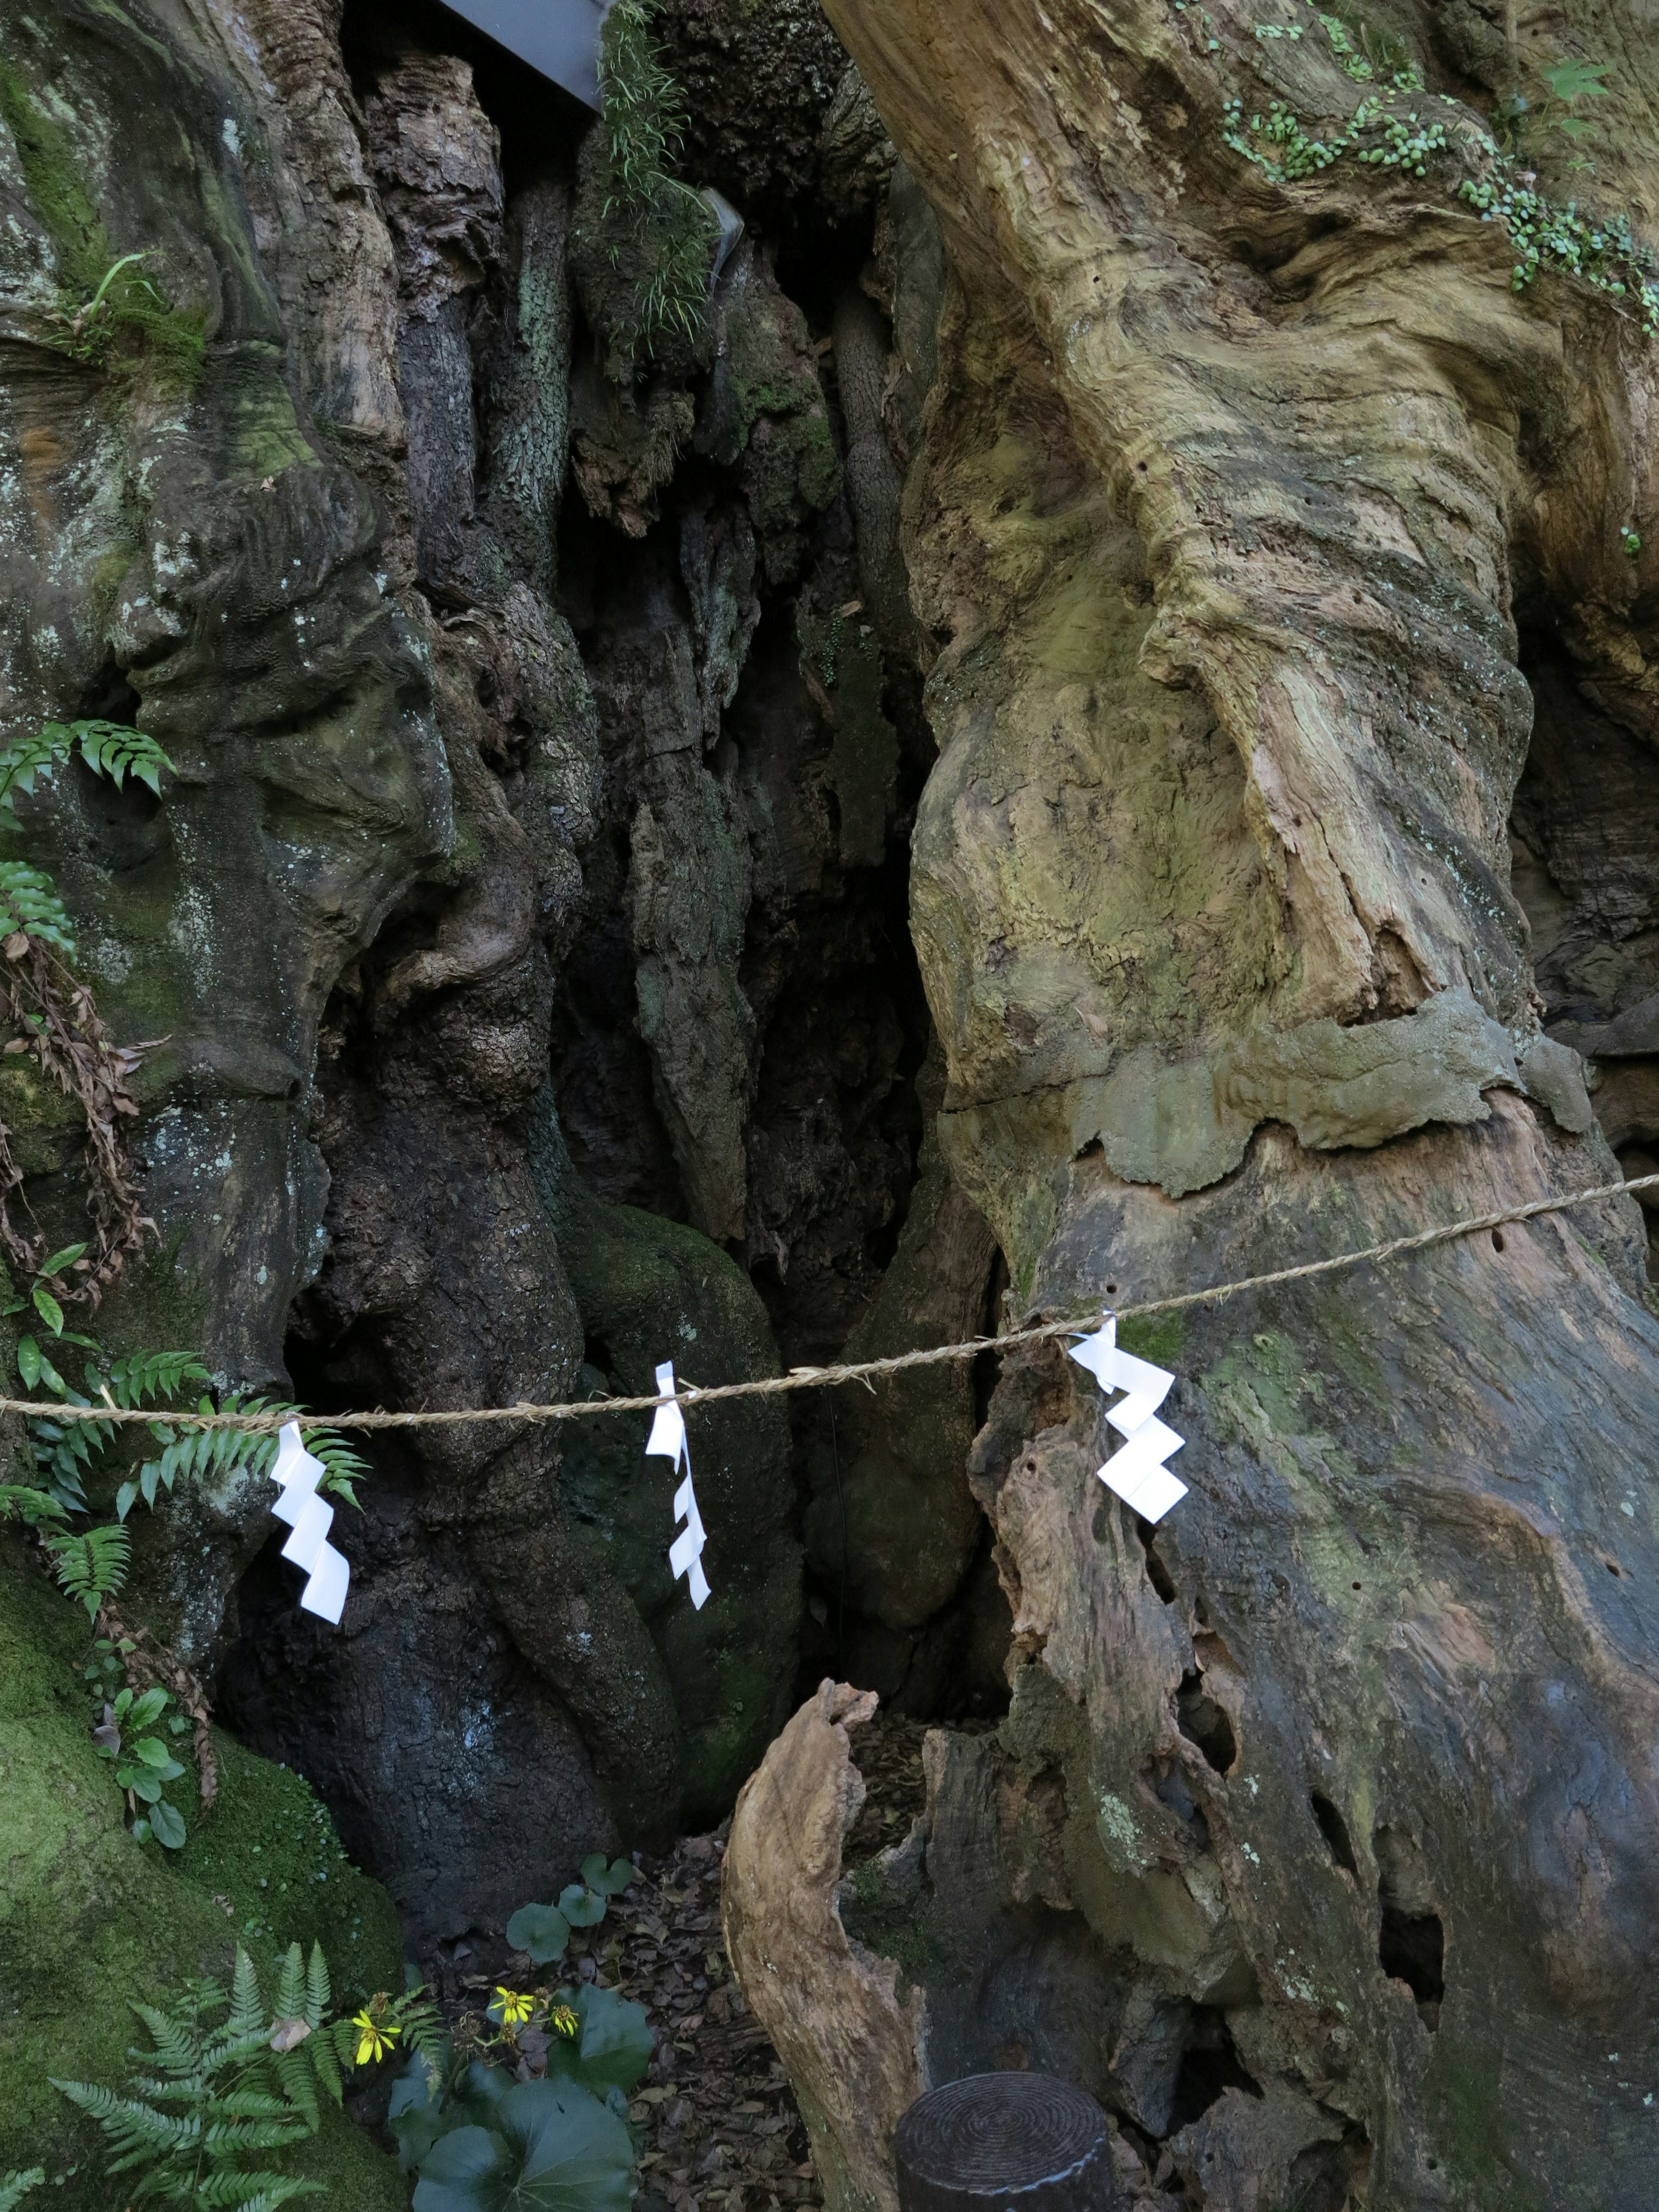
4,1168 -> 1655,1436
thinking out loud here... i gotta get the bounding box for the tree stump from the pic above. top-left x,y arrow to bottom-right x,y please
894,2073 -> 1119,2212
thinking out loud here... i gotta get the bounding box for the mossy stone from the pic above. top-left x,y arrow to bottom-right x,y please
531,1093 -> 801,1823
0,1549 -> 404,2202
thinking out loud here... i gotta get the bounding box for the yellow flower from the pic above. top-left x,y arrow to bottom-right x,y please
352,2008 -> 401,2067
550,2003 -> 579,2040
493,1987 -> 535,2028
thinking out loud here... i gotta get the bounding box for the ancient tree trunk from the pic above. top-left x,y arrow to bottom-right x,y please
728,1 -> 1659,2205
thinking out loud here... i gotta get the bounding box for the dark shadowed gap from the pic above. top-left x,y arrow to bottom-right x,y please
1165,2009 -> 1261,2133
1311,1791 -> 1358,1876
1135,1516 -> 1178,1603
1379,1909 -> 1445,2020
1176,1669 -> 1237,1773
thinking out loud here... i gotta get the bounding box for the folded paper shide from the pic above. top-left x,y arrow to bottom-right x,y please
268,1422 -> 351,1624
1068,1316 -> 1188,1523
645,1361 -> 710,1609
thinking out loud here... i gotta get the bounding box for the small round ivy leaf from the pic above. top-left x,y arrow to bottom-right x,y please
149,1798 -> 186,1849
559,1883 -> 607,1929
582,1854 -> 636,1897
130,1817 -> 152,1843
505,1903 -> 571,1966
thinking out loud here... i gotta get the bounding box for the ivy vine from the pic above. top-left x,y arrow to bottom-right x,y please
1212,4 -> 1659,334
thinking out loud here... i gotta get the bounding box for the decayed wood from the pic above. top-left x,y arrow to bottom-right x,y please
723,1682 -> 928,2212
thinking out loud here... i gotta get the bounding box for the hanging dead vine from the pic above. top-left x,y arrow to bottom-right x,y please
0,933 -> 159,1303
0,721 -> 172,1305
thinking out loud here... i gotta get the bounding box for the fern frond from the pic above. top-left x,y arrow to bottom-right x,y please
300,1427 -> 369,1509
51,2078 -> 199,2151
0,862 -> 76,957
0,1483 -> 67,1526
0,728 -> 69,819
45,1521 -> 129,1615
197,2026 -> 276,2078
391,1989 -> 445,2063
101,1350 -> 211,1410
198,2181 -> 324,2210
66,719 -> 175,796
0,2170 -> 45,2212
143,1397 -> 270,1500
273,1945 -> 304,2027
24,1405 -> 99,1512
138,1400 -> 369,1512
227,1949 -> 264,2040
130,1998 -> 206,2080
305,2024 -> 341,2108
303,1943 -> 330,2029
270,2047 -> 317,2132
61,1949 -> 336,2206
203,2092 -> 297,2122
200,2120 -> 314,2154
125,2073 -> 208,2107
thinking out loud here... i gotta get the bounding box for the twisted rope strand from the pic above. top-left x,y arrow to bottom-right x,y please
5,1168 -> 1655,1435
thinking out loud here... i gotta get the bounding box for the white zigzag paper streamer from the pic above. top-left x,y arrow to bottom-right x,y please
646,1361 -> 710,1610
1068,1316 -> 1189,1524
269,1421 -> 351,1624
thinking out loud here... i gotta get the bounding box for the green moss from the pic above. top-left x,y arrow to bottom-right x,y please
0,39 -> 207,391
1424,2046 -> 1541,2209
0,51 -> 105,291
220,345 -> 317,478
1116,1309 -> 1185,1373
838,1862 -> 946,1995
0,1551 -> 404,2203
178,1735 -> 404,1990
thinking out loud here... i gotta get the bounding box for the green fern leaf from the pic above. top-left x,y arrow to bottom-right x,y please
0,727 -> 70,819
69,719 -> 176,796
271,2046 -> 318,2132
101,1350 -> 211,1411
391,1988 -> 445,2063
0,862 -> 76,957
200,2119 -> 314,2153
206,2091 -> 294,2120
228,1948 -> 264,2041
197,2182 -> 324,2210
51,2077 -> 195,2148
305,2022 -> 342,2107
58,1930 -> 341,2205
125,2073 -> 206,2107
0,2170 -> 45,2211
130,1999 -> 204,2080
273,1945 -> 305,2026
45,1522 -> 129,1616
303,1942 -> 331,2029
0,1484 -> 68,1526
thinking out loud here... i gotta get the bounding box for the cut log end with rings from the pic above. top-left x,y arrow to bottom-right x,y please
894,2074 -> 1120,2212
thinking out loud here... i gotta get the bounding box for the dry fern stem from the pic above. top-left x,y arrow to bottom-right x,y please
0,930 -> 158,1304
